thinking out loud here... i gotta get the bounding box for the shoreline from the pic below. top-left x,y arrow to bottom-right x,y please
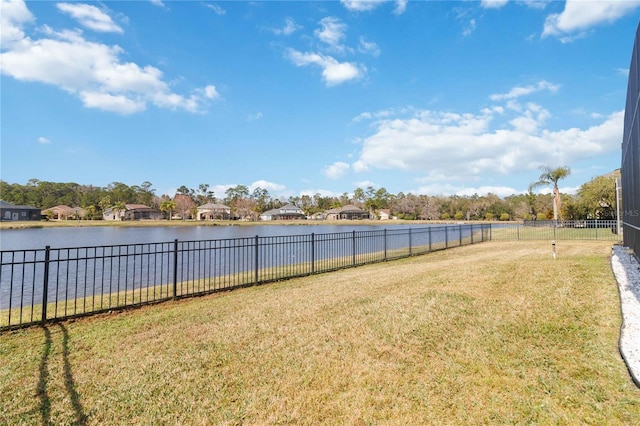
0,219 -> 493,230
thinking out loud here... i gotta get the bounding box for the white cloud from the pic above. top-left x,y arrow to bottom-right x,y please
354,180 -> 376,189
38,136 -> 51,144
340,0 -> 407,14
202,85 -> 219,99
543,0 -> 640,41
149,0 -> 165,7
341,0 -> 384,12
0,0 -> 34,47
358,36 -> 380,56
205,3 -> 226,15
323,162 -> 351,179
490,80 -> 560,101
273,17 -> 301,35
413,182 -> 520,198
0,2 -> 218,115
286,49 -> 364,86
247,111 -> 263,121
351,98 -> 623,187
481,0 -> 508,9
56,3 -> 123,34
393,0 -> 407,15
80,91 -> 146,114
463,18 -> 477,37
315,17 -> 347,52
249,180 -> 286,193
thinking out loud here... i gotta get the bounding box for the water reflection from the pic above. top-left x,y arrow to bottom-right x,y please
0,223 -> 416,251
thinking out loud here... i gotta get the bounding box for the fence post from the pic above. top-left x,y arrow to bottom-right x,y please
429,227 -> 432,251
445,226 -> 449,249
173,239 -> 178,300
459,225 -> 462,246
471,225 -> 474,244
42,246 -> 50,324
384,229 -> 387,260
311,233 -> 315,273
517,225 -> 520,241
352,230 -> 356,266
255,235 -> 259,284
409,228 -> 413,255
595,220 -> 598,240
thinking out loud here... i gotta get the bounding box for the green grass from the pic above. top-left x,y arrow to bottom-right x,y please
1,241 -> 639,424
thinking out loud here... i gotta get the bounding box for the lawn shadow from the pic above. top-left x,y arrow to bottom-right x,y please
37,324 -> 88,426
60,324 -> 88,426
37,325 -> 51,425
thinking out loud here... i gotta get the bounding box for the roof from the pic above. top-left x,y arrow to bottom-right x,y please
42,205 -> 74,213
0,200 -> 40,210
125,204 -> 157,211
197,203 -> 230,210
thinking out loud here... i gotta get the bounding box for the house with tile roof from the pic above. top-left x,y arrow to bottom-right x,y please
42,205 -> 87,220
197,203 -> 232,220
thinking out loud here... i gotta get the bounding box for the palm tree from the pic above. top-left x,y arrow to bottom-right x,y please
160,199 -> 176,220
531,165 -> 571,221
112,201 -> 127,221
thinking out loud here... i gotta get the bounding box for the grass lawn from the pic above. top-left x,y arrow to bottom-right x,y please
1,240 -> 639,424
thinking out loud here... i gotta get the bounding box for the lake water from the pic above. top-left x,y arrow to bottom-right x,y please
0,223 -> 422,251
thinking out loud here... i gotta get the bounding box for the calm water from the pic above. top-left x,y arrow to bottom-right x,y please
0,223 -> 420,251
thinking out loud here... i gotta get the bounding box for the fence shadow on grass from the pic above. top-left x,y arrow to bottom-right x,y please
37,324 -> 87,426
37,326 -> 51,426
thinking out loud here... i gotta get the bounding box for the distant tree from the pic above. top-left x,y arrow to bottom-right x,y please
160,199 -> 176,220
135,181 -> 156,207
577,172 -> 618,219
112,201 -> 126,220
197,183 -> 215,205
224,185 -> 249,205
85,205 -> 98,220
107,182 -> 136,204
531,165 -> 571,221
98,196 -> 112,213
352,188 -> 366,207
174,194 -> 195,220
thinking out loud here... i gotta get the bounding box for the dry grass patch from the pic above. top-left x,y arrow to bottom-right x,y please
1,240 -> 639,424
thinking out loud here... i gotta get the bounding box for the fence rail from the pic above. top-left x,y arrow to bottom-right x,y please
491,220 -> 621,241
1,224 -> 490,330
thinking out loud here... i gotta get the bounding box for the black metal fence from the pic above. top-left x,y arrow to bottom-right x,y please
490,220 -> 620,241
1,224 -> 490,330
622,21 -> 640,259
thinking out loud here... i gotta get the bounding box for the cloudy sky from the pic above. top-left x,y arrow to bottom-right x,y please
1,0 -> 639,199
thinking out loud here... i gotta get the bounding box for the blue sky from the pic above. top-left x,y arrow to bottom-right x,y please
1,0 -> 639,201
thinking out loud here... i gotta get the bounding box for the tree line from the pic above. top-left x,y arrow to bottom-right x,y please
0,169 -> 620,221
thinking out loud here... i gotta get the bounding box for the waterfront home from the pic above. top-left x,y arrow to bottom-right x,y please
103,204 -> 162,221
324,205 -> 371,220
0,200 -> 41,221
197,203 -> 232,220
42,205 -> 87,220
378,209 -> 392,220
260,204 -> 306,221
